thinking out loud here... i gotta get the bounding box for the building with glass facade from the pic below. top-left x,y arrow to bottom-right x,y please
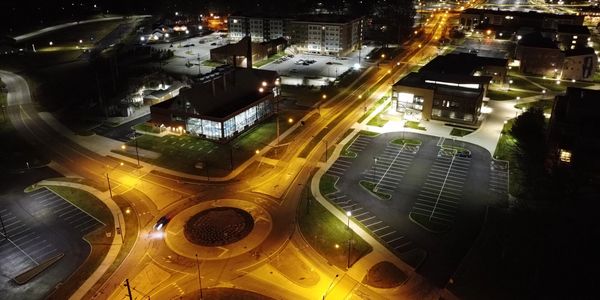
150,68 -> 280,142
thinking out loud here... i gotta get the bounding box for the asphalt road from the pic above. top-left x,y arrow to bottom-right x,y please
0,167 -> 91,300
326,132 -> 491,286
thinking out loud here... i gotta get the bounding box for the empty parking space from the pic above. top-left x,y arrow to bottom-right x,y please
364,143 -> 418,194
325,191 -> 415,254
410,151 -> 472,227
0,208 -> 59,278
347,135 -> 374,154
489,160 -> 509,202
326,158 -> 354,177
28,189 -> 104,235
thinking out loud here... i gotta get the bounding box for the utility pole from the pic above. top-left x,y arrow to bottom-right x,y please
124,279 -> 133,300
106,173 -> 113,198
195,254 -> 203,300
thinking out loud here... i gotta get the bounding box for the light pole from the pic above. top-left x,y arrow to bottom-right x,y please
346,211 -> 352,229
323,274 -> 339,300
195,254 -> 203,300
122,141 -> 140,167
347,234 -> 352,269
373,157 -> 378,180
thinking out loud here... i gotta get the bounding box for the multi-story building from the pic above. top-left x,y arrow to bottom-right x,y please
228,14 -> 289,43
228,14 -> 363,56
150,67 -> 281,142
289,15 -> 363,56
556,24 -> 591,50
515,32 -> 564,76
391,53 -> 503,126
562,47 -> 597,81
460,9 -> 584,31
547,87 -> 600,186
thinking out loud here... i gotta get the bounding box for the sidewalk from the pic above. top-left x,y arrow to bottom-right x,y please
32,179 -> 124,300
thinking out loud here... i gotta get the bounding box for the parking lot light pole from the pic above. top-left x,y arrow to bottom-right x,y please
195,254 -> 203,299
323,274 -> 339,300
346,211 -> 352,229
373,157 -> 378,180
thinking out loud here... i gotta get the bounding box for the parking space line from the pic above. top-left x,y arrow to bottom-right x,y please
387,236 -> 404,244
365,220 -> 382,227
394,241 -> 412,249
379,231 -> 397,238
1,235 -> 39,265
354,211 -> 369,218
372,226 -> 389,233
358,215 -> 375,222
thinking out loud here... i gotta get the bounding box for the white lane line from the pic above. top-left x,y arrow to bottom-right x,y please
394,241 -> 412,249
358,216 -> 376,222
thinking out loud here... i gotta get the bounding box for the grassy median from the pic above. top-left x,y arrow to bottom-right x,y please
298,198 -> 373,269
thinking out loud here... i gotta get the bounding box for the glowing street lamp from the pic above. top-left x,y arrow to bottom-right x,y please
346,211 -> 352,228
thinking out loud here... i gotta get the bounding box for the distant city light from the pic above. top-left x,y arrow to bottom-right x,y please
353,63 -> 360,70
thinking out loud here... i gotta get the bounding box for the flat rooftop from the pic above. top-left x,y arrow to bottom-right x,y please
420,53 -> 507,76
154,68 -> 279,119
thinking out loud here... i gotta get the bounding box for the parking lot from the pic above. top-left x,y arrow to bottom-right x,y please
26,188 -> 103,235
0,169 -> 104,299
365,142 -> 419,194
262,45 -> 374,86
0,208 -> 60,279
322,132 -> 496,285
149,32 -> 226,75
489,159 -> 510,204
410,149 -> 472,228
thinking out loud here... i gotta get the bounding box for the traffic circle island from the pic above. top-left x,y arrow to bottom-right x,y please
164,199 -> 272,260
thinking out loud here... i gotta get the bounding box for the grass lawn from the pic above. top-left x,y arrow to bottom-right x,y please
201,60 -> 225,67
450,128 -> 474,137
358,96 -> 388,123
42,186 -> 113,299
83,191 -> 140,299
391,138 -> 422,146
367,103 -> 391,127
320,174 -> 339,196
359,180 -> 391,201
362,261 -> 408,288
298,199 -> 373,269
133,122 -> 161,134
254,52 -> 286,68
486,89 -> 537,101
359,130 -> 380,137
514,99 -> 554,114
404,121 -> 426,131
493,118 -> 523,196
341,135 -> 359,158
409,212 -> 450,233
120,112 -> 303,176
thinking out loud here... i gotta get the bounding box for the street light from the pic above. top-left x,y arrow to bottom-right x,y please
346,211 -> 352,229
323,274 -> 339,300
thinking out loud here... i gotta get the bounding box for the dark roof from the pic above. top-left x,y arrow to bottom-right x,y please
462,8 -> 583,21
420,53 -> 507,75
565,47 -> 596,57
164,68 -> 279,119
394,72 -> 491,90
557,24 -> 590,35
519,32 -> 558,49
293,14 -> 362,24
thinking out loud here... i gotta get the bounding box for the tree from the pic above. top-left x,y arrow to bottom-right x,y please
510,107 -> 547,200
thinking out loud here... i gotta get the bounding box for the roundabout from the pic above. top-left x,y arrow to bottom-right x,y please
164,199 -> 272,260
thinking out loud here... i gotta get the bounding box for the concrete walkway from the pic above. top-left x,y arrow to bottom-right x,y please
32,179 -> 124,300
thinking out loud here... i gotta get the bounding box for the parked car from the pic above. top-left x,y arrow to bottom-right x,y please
210,42 -> 217,46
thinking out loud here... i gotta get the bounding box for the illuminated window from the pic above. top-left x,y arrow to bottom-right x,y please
559,149 -> 572,163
